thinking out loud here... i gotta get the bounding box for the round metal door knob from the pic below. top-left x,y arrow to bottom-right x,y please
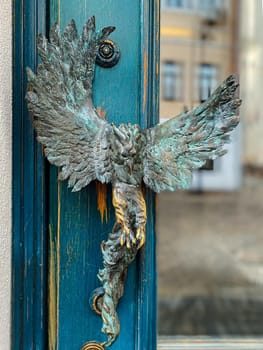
96,39 -> 120,68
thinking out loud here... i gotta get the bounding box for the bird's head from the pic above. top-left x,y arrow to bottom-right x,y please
111,123 -> 144,172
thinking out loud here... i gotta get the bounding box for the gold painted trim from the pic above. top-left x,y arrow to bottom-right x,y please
48,178 -> 61,350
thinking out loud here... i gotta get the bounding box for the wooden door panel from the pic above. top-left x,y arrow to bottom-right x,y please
48,1 -> 159,349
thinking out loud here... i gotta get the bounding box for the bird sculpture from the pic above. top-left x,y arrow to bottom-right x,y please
26,16 -> 241,349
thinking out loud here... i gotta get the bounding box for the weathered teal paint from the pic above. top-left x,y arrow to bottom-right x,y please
12,1 -> 48,349
48,1 -> 159,349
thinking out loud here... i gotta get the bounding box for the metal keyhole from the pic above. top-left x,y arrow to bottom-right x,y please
96,39 -> 120,68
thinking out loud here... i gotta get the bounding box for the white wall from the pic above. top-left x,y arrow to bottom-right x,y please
0,0 -> 12,348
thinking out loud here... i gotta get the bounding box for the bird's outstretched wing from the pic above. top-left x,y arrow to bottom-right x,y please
26,17 -> 114,191
143,75 -> 241,192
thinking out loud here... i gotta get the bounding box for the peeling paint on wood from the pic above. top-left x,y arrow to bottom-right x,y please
156,62 -> 159,76
48,179 -> 61,350
95,181 -> 108,223
97,107 -> 107,119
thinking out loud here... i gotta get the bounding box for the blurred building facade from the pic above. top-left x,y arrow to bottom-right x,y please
160,0 -> 238,118
160,0 -> 241,190
158,1 -> 263,337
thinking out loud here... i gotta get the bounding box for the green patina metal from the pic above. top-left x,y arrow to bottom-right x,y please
26,17 -> 241,348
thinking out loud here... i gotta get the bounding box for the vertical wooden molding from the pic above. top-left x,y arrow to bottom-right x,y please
136,1 -> 160,349
12,0 -> 49,349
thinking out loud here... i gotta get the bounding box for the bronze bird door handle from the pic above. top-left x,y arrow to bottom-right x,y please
26,17 -> 241,349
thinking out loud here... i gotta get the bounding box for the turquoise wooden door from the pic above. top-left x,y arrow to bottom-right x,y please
13,1 -> 159,349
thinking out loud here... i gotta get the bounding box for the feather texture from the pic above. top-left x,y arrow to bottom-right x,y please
26,17 -> 114,191
143,75 -> 241,192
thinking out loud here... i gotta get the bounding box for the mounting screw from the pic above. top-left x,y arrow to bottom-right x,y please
96,39 -> 120,68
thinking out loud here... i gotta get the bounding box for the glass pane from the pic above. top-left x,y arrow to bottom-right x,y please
158,178 -> 263,336
197,64 -> 219,102
162,61 -> 183,101
198,0 -> 221,11
158,0 -> 263,338
165,0 -> 186,9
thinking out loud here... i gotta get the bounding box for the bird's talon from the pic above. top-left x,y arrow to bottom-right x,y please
119,228 -> 138,249
136,228 -> 145,248
120,234 -> 125,246
137,236 -> 145,249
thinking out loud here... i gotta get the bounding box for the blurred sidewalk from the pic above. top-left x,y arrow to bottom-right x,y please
157,173 -> 263,335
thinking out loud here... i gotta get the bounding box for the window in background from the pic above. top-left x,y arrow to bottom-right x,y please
163,0 -> 191,10
158,0 -> 263,345
197,0 -> 223,11
162,61 -> 183,101
162,0 -> 223,11
195,63 -> 219,102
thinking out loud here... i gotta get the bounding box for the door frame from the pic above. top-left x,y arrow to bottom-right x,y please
12,1 -> 48,349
